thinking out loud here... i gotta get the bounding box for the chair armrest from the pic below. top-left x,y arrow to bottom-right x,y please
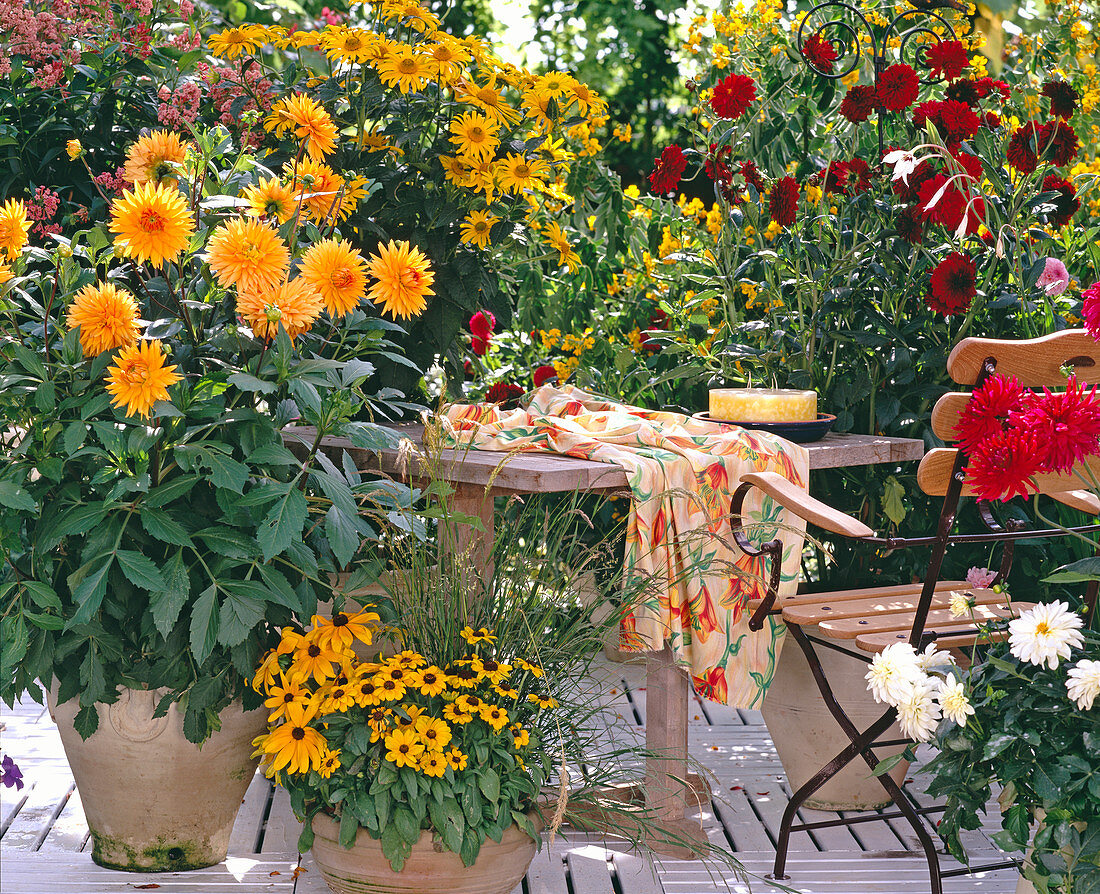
739,472 -> 875,539
1050,489 -> 1100,515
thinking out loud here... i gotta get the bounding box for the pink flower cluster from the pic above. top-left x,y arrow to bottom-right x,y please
157,81 -> 202,128
25,186 -> 61,239
205,61 -> 276,147
93,167 -> 129,197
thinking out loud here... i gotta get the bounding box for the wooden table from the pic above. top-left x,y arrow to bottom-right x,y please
289,425 -> 924,855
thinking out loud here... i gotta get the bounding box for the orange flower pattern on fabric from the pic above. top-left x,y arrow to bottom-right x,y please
442,384 -> 809,708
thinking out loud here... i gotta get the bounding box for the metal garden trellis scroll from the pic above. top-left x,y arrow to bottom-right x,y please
796,0 -> 967,157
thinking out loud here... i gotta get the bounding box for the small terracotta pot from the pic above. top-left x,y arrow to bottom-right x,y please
49,687 -> 266,871
310,812 -> 539,894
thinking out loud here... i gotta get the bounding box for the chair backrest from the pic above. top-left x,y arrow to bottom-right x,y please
917,330 -> 1100,500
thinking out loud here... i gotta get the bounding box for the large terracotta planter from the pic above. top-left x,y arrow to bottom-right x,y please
48,687 -> 267,871
310,812 -> 539,894
761,631 -> 909,810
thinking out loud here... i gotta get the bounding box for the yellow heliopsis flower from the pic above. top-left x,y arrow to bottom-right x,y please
317,748 -> 341,779
383,727 -> 425,768
542,221 -> 580,272
409,665 -> 447,697
208,25 -> 264,58
310,606 -> 379,652
418,751 -> 447,777
299,238 -> 369,318
527,692 -> 558,709
414,716 -> 453,752
0,262 -> 11,284
456,76 -> 521,127
520,90 -> 557,129
66,282 -> 140,357
425,36 -> 470,81
321,26 -> 375,64
205,218 -> 290,295
365,240 -> 434,319
256,702 -> 326,776
104,339 -> 182,418
265,94 -> 338,161
496,153 -> 548,194
263,676 -> 313,723
286,159 -> 350,223
108,182 -> 194,267
318,678 -> 357,713
448,111 -> 499,162
376,46 -> 432,94
459,209 -> 498,249
479,703 -> 509,732
66,139 -> 83,160
445,748 -> 467,771
0,199 -> 32,259
565,77 -> 602,115
536,71 -> 571,98
237,278 -> 323,343
123,130 -> 190,186
242,177 -> 299,224
509,725 -> 530,749
439,154 -> 474,185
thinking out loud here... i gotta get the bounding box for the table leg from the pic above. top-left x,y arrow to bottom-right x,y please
642,645 -> 710,857
441,482 -> 495,585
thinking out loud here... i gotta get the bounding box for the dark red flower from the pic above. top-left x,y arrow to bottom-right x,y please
987,79 -> 1011,101
1019,376 -> 1100,473
484,382 -> 524,405
801,32 -> 838,73
740,160 -> 766,193
877,64 -> 920,112
945,79 -> 981,107
769,176 -> 799,226
1083,281 -> 1100,339
895,205 -> 924,243
954,374 -> 1029,456
469,309 -> 496,339
711,73 -> 757,120
925,40 -> 969,81
463,360 -> 474,378
927,252 -> 976,316
648,145 -> 687,195
912,100 -> 943,130
533,364 -> 558,388
891,158 -> 934,202
953,151 -> 983,182
1007,124 -> 1040,173
917,174 -> 984,236
846,157 -> 873,194
823,160 -> 851,195
1039,119 -> 1079,167
966,428 -> 1044,502
982,111 -> 1002,129
471,336 -> 490,356
1043,80 -> 1079,119
938,99 -> 980,144
840,85 -> 877,123
1041,174 -> 1080,227
704,143 -> 734,187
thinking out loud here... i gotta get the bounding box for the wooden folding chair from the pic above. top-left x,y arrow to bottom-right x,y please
729,331 -> 1100,894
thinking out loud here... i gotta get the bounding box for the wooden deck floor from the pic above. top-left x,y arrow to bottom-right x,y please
0,656 -> 1020,894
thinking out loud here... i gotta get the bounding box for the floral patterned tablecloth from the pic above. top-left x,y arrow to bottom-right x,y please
443,385 -> 809,708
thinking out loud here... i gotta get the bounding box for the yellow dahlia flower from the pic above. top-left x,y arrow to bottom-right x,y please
205,218 -> 290,295
0,199 -> 31,259
108,182 -> 194,267
299,238 -> 368,318
67,282 -> 140,356
237,278 -> 323,342
123,130 -> 190,186
104,339 -> 182,418
365,240 -> 434,320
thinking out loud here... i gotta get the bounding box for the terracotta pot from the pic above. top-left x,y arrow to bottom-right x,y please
48,687 -> 267,871
761,630 -> 909,810
310,812 -> 539,894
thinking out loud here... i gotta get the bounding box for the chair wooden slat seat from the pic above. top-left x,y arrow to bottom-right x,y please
779,585 -> 1000,627
818,600 -> 1018,639
854,612 -> 1029,653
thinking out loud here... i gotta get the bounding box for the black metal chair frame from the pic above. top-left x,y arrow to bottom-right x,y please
729,355 -> 1100,894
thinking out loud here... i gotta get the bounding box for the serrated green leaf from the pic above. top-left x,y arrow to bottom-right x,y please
144,475 -> 200,508
140,507 -> 194,547
0,480 -> 36,512
116,550 -> 167,592
227,372 -> 277,394
206,451 -> 249,494
258,487 -> 308,562
63,422 -> 87,455
218,589 -> 265,646
195,527 -> 258,560
150,551 -> 191,637
22,581 -> 61,611
66,558 -> 113,628
189,585 -> 219,666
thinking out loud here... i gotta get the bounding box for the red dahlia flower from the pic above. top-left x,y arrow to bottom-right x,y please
982,111 -> 1001,129
1019,376 -> 1100,473
846,158 -> 873,194
1007,124 -> 1040,173
704,143 -> 734,187
740,160 -> 766,192
938,99 -> 980,145
1082,282 -> 1100,340
711,73 -> 757,120
917,175 -> 984,237
840,85 -> 877,123
895,205 -> 924,243
801,33 -> 838,72
648,145 -> 687,195
823,160 -> 851,195
953,374 -> 1029,456
1041,174 -> 1080,227
925,40 -> 969,81
1039,119 -> 1079,167
966,428 -> 1044,502
484,382 -> 524,405
944,79 -> 981,107
533,365 -> 558,388
1043,80 -> 1079,120
769,176 -> 799,226
927,251 -> 976,316
469,309 -> 496,339
877,64 -> 920,112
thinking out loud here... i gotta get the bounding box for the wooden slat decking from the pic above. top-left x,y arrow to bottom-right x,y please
0,657 -> 1019,894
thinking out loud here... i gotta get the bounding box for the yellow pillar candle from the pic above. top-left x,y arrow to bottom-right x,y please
709,388 -> 817,423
